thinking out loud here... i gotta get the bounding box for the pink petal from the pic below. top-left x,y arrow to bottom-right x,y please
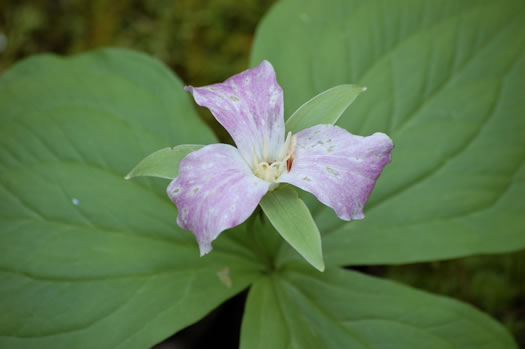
185,61 -> 285,165
278,125 -> 393,221
167,144 -> 270,255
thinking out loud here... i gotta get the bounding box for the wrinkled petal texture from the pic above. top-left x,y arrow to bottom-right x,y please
278,124 -> 393,221
185,60 -> 284,164
167,144 -> 270,255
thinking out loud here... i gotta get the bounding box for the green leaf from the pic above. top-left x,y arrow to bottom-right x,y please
252,0 -> 525,265
259,186 -> 324,272
241,266 -> 518,349
125,144 -> 203,180
0,49 -> 262,349
285,84 -> 366,134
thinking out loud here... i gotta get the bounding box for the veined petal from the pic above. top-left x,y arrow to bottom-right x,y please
278,125 -> 393,221
167,144 -> 270,255
185,61 -> 285,165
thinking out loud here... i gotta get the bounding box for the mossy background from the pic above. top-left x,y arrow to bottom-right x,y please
1,1 -> 523,347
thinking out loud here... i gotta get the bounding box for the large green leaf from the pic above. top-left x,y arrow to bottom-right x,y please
252,0 -> 525,265
241,266 -> 518,349
0,49 -> 263,349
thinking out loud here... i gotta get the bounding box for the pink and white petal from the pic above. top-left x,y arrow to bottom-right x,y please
278,124 -> 393,221
167,144 -> 270,255
184,60 -> 284,164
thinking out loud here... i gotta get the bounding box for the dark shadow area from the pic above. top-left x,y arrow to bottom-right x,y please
153,289 -> 248,349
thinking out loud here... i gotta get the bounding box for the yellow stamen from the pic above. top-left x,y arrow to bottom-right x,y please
252,147 -> 259,168
287,134 -> 296,157
263,135 -> 269,162
280,132 -> 292,159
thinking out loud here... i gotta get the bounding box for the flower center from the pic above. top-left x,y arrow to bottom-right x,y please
252,132 -> 296,186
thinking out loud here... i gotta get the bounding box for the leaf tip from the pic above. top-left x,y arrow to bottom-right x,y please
312,259 -> 325,272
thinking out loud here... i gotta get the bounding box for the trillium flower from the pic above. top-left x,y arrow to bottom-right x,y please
168,61 -> 393,255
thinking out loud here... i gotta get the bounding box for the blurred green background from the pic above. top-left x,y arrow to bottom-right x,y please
1,0 -> 523,346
